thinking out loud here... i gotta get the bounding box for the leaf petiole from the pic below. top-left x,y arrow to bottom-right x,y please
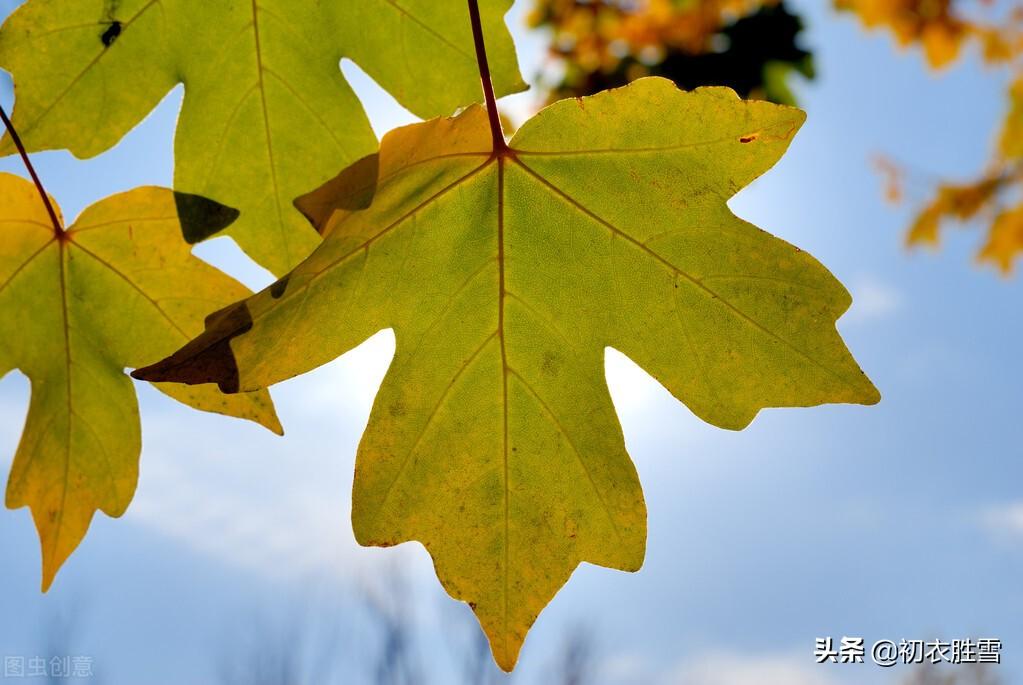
467,0 -> 508,154
0,103 -> 63,235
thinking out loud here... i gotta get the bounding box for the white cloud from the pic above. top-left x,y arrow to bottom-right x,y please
661,650 -> 843,685
287,329 -> 395,419
127,448 -> 361,582
598,650 -> 656,685
0,321 -> 404,586
842,275 -> 904,326
123,330 -> 406,584
978,501 -> 1023,541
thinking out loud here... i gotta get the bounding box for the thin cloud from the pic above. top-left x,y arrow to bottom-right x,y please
663,650 -> 845,685
843,275 -> 904,326
979,501 -> 1023,541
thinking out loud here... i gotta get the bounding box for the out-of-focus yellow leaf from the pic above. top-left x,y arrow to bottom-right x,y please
527,0 -> 811,104
906,179 -> 1004,248
979,205 -> 1023,274
840,1 -> 1023,273
907,204 -> 944,246
921,21 -> 962,68
1000,78 -> 1023,160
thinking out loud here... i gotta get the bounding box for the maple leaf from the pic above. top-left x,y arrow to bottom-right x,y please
0,172 -> 282,591
134,78 -> 879,669
0,0 -> 525,275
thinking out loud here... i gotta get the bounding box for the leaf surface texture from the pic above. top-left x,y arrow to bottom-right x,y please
134,78 -> 880,668
0,0 -> 525,274
0,173 -> 281,589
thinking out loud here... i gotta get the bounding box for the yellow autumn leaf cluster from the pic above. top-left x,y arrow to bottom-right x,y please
907,179 -> 1004,246
906,170 -> 1023,273
528,0 -> 778,87
836,0 -> 965,68
836,0 -> 1023,68
838,0 -> 1023,273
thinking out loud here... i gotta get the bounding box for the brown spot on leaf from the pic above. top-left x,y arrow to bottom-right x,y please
131,301 -> 253,393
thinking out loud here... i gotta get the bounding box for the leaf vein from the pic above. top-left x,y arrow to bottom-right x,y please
513,157 -> 858,391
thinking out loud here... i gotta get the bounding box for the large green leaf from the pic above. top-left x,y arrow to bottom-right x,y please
0,0 -> 525,274
134,78 -> 879,668
0,172 -> 281,590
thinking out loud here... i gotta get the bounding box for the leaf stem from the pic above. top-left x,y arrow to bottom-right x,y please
467,0 -> 508,154
0,103 -> 63,235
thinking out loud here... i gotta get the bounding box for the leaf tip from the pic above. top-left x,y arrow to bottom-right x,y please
132,301 -> 252,393
859,378 -> 882,406
494,649 -> 519,673
40,565 -> 57,594
263,410 -> 285,437
37,534 -> 72,595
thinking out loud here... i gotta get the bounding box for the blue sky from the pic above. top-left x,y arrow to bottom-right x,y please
1,1 -> 1022,684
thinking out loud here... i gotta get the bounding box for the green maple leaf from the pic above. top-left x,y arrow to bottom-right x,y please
0,172 -> 281,590
0,0 -> 525,275
134,78 -> 879,669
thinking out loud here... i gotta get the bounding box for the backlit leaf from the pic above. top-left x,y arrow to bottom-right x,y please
0,0 -> 525,274
133,78 -> 879,669
0,172 -> 281,590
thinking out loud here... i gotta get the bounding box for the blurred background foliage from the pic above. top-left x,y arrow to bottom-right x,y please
851,0 -> 1023,274
526,0 -> 1023,273
525,0 -> 814,105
